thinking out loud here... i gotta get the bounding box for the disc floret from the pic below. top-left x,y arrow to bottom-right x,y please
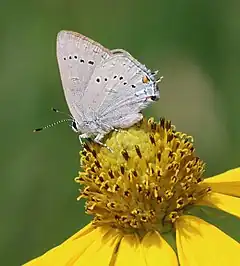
75,118 -> 211,234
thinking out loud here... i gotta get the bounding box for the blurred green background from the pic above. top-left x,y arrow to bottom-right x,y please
1,0 -> 239,265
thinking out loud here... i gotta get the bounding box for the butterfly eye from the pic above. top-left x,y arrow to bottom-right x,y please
72,120 -> 78,132
142,75 -> 150,83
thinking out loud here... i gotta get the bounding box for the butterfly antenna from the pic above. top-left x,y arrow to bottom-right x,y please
51,107 -> 73,119
33,118 -> 72,132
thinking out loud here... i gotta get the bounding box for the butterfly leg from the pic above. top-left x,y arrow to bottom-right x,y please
78,133 -> 90,146
94,133 -> 113,152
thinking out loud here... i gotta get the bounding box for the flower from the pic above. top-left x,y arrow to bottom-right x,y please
24,118 -> 240,265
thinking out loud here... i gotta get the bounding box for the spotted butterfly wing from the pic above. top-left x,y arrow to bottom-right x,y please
56,30 -> 111,123
56,30 -> 160,145
78,51 -> 159,132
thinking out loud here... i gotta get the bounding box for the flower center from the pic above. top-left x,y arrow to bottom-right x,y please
75,118 -> 211,234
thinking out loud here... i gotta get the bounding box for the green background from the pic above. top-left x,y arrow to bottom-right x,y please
1,1 -> 239,265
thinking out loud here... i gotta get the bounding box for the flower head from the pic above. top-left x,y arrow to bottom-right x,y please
77,118 -> 210,234
24,118 -> 240,266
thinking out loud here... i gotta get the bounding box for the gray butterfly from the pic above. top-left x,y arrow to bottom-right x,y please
56,30 -> 161,148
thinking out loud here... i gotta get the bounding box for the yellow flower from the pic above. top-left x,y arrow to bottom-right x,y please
24,118 -> 240,266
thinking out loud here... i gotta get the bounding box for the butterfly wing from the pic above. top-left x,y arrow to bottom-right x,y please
56,30 -> 111,123
78,52 -> 159,131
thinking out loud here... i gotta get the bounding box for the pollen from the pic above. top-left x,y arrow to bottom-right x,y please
75,118 -> 211,234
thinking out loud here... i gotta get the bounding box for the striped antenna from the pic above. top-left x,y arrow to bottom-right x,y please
33,118 -> 72,132
33,107 -> 73,132
51,107 -> 73,119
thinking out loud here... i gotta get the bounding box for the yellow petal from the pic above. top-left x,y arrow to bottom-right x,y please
114,234 -> 145,266
74,228 -> 122,266
197,191 -> 240,219
202,168 -> 240,196
176,215 -> 240,266
141,231 -> 178,266
23,258 -> 40,266
23,224 -> 115,266
64,222 -> 95,242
